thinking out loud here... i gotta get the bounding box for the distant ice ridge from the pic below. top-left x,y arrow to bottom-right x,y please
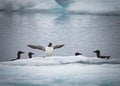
0,0 -> 120,15
0,0 -> 36,11
0,56 -> 120,66
0,0 -> 58,11
66,0 -> 120,14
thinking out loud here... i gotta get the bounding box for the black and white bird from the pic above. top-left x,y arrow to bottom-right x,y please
11,51 -> 24,61
27,43 -> 64,57
28,52 -> 34,59
93,50 -> 110,60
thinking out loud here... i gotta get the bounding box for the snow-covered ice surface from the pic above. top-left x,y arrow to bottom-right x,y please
1,56 -> 120,66
0,56 -> 120,86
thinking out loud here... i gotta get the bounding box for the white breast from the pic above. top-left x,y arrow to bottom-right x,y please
45,47 -> 54,57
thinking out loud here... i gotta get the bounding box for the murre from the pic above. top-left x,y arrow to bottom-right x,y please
28,52 -> 34,59
93,50 -> 110,60
75,52 -> 82,56
27,43 -> 64,57
11,51 -> 24,61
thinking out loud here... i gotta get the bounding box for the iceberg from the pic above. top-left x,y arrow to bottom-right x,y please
0,0 -> 120,15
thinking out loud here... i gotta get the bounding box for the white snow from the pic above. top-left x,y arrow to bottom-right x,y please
0,56 -> 120,66
0,56 -> 120,86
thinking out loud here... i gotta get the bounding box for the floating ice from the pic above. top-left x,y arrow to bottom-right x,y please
0,58 -> 120,86
0,56 -> 120,66
0,0 -> 120,15
0,56 -> 120,86
0,0 -> 58,11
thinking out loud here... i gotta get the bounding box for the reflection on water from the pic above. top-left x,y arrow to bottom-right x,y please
55,14 -> 70,25
0,12 -> 120,61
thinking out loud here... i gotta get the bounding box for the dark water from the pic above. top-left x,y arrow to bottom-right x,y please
0,12 -> 120,61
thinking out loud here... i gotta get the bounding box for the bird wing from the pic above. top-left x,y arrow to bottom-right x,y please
53,44 -> 64,49
27,45 -> 45,51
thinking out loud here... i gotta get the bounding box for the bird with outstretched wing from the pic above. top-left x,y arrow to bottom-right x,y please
27,43 -> 64,57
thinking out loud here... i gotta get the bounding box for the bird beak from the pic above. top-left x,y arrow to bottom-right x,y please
93,51 -> 96,53
27,45 -> 30,47
22,52 -> 25,53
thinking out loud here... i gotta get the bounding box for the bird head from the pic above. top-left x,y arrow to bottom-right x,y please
48,43 -> 52,47
18,51 -> 24,54
29,52 -> 34,55
93,50 -> 100,53
75,52 -> 82,56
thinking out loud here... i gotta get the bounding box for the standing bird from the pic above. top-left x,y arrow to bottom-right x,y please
28,52 -> 34,59
27,43 -> 64,57
93,50 -> 110,60
11,51 -> 24,61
